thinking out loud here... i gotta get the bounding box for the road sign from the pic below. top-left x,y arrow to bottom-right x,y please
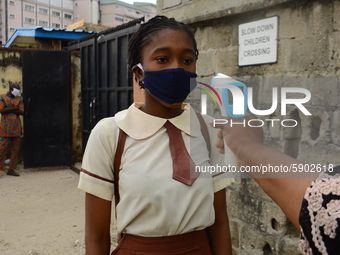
238,16 -> 278,66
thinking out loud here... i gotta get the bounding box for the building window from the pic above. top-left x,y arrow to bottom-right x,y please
24,5 -> 34,12
9,14 -> 15,18
9,28 -> 15,31
74,2 -> 79,6
24,17 -> 35,24
136,11 -> 140,14
52,11 -> 60,17
128,9 -> 132,12
52,23 -> 61,29
39,20 -> 48,26
64,14 -> 72,19
115,5 -> 119,9
9,1 -> 15,5
39,8 -> 48,15
115,17 -> 124,22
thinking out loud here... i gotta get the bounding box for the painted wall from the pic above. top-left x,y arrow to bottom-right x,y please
70,51 -> 82,162
0,50 -> 22,92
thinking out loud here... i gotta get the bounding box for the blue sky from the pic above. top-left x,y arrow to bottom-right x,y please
120,0 -> 157,4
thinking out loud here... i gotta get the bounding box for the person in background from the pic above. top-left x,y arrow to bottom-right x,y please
78,16 -> 233,255
0,83 -> 24,177
213,115 -> 340,255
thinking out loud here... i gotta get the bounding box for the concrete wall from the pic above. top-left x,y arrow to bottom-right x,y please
70,51 -> 83,162
0,48 -> 82,164
160,0 -> 340,254
0,50 -> 22,92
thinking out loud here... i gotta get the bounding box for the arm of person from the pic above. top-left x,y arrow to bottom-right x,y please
79,118 -> 119,254
13,109 -> 24,115
213,116 -> 318,230
85,193 -> 112,255
13,98 -> 24,115
206,188 -> 232,255
0,106 -> 19,114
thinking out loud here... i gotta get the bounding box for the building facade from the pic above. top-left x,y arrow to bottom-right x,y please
0,0 -> 155,46
0,0 -> 83,44
100,0 -> 156,27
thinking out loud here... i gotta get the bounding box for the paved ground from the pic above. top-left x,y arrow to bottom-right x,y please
0,164 -> 118,255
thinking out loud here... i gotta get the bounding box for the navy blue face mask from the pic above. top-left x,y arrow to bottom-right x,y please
137,64 -> 197,105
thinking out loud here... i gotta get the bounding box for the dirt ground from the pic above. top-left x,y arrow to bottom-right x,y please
0,164 -> 118,255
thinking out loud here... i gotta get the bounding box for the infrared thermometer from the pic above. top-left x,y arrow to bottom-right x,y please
211,73 -> 248,166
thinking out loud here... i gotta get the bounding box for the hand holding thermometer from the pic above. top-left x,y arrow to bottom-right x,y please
210,73 -> 248,167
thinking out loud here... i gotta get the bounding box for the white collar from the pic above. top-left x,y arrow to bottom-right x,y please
114,103 -> 201,140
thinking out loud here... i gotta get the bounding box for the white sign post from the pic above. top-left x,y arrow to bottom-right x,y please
238,16 -> 278,66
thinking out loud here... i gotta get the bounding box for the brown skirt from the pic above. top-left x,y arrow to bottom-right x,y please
111,229 -> 212,255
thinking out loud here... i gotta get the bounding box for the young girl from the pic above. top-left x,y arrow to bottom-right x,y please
78,15 -> 233,255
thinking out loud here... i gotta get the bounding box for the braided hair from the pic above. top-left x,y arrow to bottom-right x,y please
128,15 -> 199,70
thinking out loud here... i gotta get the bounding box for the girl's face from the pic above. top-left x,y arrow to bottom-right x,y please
133,29 -> 197,110
138,28 -> 196,75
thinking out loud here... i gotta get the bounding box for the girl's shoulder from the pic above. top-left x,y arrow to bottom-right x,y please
95,107 -> 130,130
92,116 -> 121,140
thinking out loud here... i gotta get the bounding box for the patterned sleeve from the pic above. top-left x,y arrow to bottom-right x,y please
0,95 -> 5,110
18,97 -> 24,111
299,165 -> 340,255
78,117 -> 120,201
202,114 -> 235,193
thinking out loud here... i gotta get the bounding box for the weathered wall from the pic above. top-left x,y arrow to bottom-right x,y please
0,48 -> 82,164
0,50 -> 22,93
70,51 -> 83,162
160,0 -> 340,254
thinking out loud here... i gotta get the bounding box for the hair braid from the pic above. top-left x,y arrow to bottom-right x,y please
128,15 -> 199,70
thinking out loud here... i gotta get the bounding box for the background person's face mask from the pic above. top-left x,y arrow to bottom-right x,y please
137,63 -> 197,105
12,88 -> 20,97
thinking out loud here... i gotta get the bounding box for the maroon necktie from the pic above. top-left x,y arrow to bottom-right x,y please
164,121 -> 200,186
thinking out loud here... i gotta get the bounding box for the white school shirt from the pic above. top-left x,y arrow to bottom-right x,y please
78,103 -> 234,237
